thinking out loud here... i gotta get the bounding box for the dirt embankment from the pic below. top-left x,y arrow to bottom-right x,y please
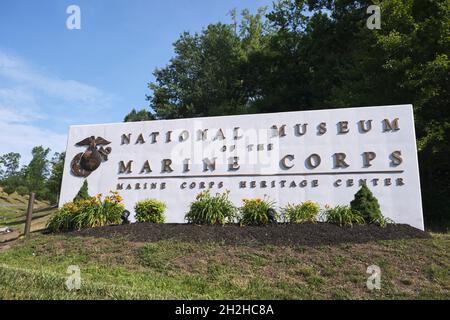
68,222 -> 430,246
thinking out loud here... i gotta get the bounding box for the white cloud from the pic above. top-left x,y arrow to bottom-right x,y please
0,87 -> 43,122
0,87 -> 66,163
0,116 -> 67,165
0,51 -> 113,110
0,50 -> 114,164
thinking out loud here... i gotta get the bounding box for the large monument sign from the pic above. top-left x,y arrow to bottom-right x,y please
59,105 -> 424,229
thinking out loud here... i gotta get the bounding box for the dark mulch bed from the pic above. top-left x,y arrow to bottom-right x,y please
66,223 -> 430,246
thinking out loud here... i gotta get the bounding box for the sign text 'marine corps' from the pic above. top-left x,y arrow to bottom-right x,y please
59,105 -> 424,229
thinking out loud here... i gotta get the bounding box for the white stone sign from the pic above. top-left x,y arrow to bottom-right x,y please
59,105 -> 424,229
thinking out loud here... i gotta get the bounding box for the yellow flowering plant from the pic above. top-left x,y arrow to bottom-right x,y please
46,191 -> 125,232
282,201 -> 320,223
239,196 -> 277,225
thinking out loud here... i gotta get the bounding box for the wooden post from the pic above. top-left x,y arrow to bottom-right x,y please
24,192 -> 35,238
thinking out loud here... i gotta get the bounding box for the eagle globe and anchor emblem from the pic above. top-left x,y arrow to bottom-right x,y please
70,136 -> 112,177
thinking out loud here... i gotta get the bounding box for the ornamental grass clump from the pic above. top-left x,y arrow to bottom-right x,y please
283,201 -> 320,223
185,190 -> 237,225
46,191 -> 124,232
239,197 -> 277,225
322,205 -> 365,227
134,199 -> 167,223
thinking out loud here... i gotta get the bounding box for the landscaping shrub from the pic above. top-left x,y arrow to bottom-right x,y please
239,197 -> 277,225
283,201 -> 320,223
185,190 -> 237,225
73,180 -> 90,202
350,184 -> 391,226
134,199 -> 166,223
15,186 -> 29,196
46,191 -> 124,232
323,205 -> 365,227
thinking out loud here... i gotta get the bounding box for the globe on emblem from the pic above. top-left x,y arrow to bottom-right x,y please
80,148 -> 102,172
70,136 -> 111,177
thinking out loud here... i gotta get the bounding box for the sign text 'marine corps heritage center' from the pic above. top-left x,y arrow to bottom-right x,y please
59,105 -> 424,230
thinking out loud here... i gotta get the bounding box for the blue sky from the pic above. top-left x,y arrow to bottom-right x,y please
0,0 -> 273,163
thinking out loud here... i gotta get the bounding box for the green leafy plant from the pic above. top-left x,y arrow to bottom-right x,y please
47,191 -> 124,232
283,201 -> 320,223
134,199 -> 167,223
73,180 -> 90,202
15,186 -> 29,196
350,184 -> 390,226
370,215 -> 395,228
239,197 -> 277,225
323,205 -> 365,227
46,204 -> 74,232
185,190 -> 237,225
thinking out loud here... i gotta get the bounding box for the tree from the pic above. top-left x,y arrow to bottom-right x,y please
124,108 -> 155,122
0,152 -> 24,194
0,152 -> 21,180
46,152 -> 65,204
24,146 -> 50,198
129,0 -> 449,229
0,147 -> 65,201
295,0 -> 449,229
148,25 -> 245,119
74,180 -> 90,202
350,184 -> 382,223
147,9 -> 271,119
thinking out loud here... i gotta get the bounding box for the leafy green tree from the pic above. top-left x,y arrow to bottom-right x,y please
296,0 -> 449,229
147,9 -> 271,119
124,108 -> 155,122
149,25 -> 245,118
0,152 -> 21,180
24,146 -> 50,198
0,148 -> 66,202
46,152 -> 65,204
74,180 -> 90,202
0,171 -> 25,195
0,152 -> 25,195
132,0 -> 449,229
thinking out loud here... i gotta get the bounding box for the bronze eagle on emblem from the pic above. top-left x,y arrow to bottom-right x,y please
70,136 -> 112,177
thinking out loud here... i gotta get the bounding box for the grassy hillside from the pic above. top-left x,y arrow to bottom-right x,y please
1,187 -> 447,299
0,187 -> 56,234
0,232 -> 448,299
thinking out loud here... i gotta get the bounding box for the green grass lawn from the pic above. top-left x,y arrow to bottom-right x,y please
0,232 -> 448,299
